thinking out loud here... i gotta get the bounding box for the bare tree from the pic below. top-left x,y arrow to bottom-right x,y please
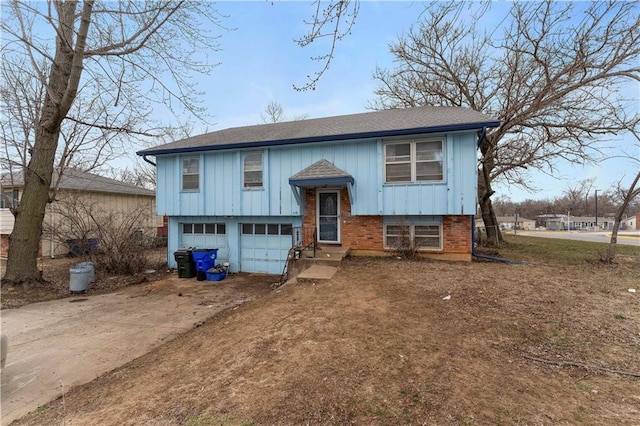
294,0 -> 359,91
371,1 -> 640,244
261,101 -> 309,124
606,128 -> 640,262
261,101 -> 285,124
1,55 -> 132,192
1,1 -> 223,285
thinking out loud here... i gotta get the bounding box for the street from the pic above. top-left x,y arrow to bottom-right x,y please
514,230 -> 640,247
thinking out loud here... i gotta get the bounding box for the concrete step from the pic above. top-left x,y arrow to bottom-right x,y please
296,264 -> 338,283
302,245 -> 350,260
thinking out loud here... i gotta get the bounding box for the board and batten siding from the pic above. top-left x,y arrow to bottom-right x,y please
155,131 -> 478,217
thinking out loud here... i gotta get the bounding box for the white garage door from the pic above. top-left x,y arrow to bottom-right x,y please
180,223 -> 228,262
240,223 -> 292,274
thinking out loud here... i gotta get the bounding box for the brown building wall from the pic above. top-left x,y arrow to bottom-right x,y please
442,215 -> 472,254
301,188 -> 472,260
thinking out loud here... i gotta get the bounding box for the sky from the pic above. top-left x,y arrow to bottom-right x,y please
7,1 -> 636,202
166,1 -> 639,203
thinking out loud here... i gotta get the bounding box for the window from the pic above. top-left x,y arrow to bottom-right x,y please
182,157 -> 199,191
385,139 -> 443,183
414,225 -> 441,249
242,223 -> 293,236
182,223 -> 226,234
384,224 -> 442,251
243,151 -> 263,188
1,189 -> 19,209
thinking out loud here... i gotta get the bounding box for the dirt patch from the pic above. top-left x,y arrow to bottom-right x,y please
1,248 -> 172,309
12,252 -> 640,425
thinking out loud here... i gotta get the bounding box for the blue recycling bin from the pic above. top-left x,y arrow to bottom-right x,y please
191,249 -> 218,281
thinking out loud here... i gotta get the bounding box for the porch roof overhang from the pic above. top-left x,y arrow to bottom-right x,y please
289,159 -> 355,205
288,175 -> 354,187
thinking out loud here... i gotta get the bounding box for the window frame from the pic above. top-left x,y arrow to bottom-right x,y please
243,151 -> 263,189
241,223 -> 293,236
384,223 -> 442,251
181,157 -> 200,191
1,188 -> 19,209
182,223 -> 226,235
384,138 -> 444,184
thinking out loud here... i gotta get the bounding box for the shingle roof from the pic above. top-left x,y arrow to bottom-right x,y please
1,168 -> 155,196
137,106 -> 500,156
289,159 -> 354,186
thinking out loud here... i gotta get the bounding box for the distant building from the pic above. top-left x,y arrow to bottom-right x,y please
1,169 -> 159,257
621,214 -> 638,230
475,216 -> 536,231
536,214 -> 616,231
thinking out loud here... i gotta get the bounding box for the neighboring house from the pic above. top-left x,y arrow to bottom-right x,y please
476,216 -> 536,231
137,106 -> 500,274
536,214 -> 616,231
0,169 -> 158,257
621,214 -> 638,230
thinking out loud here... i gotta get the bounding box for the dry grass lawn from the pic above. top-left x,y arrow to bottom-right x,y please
12,236 -> 640,425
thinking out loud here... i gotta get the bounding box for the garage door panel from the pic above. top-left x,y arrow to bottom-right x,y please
180,223 -> 229,265
240,224 -> 292,274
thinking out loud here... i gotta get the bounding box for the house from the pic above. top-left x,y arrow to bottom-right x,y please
1,168 -> 159,257
137,106 -> 500,274
536,214 -> 616,231
621,214 -> 638,230
476,216 -> 536,231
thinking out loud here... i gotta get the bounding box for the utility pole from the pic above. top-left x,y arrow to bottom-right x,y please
595,189 -> 599,230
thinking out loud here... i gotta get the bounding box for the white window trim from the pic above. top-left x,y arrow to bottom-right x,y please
181,157 -> 200,191
383,223 -> 442,251
384,138 -> 445,184
243,151 -> 264,189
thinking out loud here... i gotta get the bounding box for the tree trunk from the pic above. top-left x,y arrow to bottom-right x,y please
3,132 -> 58,284
477,134 -> 503,246
3,1 -> 93,285
606,171 -> 640,262
606,216 -> 621,262
479,191 -> 502,246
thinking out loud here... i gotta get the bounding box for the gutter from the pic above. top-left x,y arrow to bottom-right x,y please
136,121 -> 501,157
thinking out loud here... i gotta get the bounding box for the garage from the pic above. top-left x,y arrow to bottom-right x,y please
180,222 -> 228,262
240,223 -> 293,274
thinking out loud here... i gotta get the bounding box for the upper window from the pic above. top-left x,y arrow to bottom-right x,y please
1,189 -> 19,209
385,139 -> 443,183
182,157 -> 199,191
243,151 -> 263,188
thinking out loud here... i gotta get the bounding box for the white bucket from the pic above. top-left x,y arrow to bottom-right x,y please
76,261 -> 95,283
69,265 -> 91,293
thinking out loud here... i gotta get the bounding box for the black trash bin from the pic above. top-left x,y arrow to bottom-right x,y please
174,249 -> 196,278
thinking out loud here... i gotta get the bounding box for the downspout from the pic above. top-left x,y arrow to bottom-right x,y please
50,205 -> 55,259
472,127 -> 521,264
142,155 -> 156,167
477,126 -> 487,148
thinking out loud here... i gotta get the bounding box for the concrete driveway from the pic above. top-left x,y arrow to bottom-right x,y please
0,274 -> 272,425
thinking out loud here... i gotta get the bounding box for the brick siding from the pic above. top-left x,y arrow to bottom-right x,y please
442,215 -> 472,254
301,188 -> 472,260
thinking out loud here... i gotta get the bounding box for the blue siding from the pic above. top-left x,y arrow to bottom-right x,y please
156,131 -> 479,217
